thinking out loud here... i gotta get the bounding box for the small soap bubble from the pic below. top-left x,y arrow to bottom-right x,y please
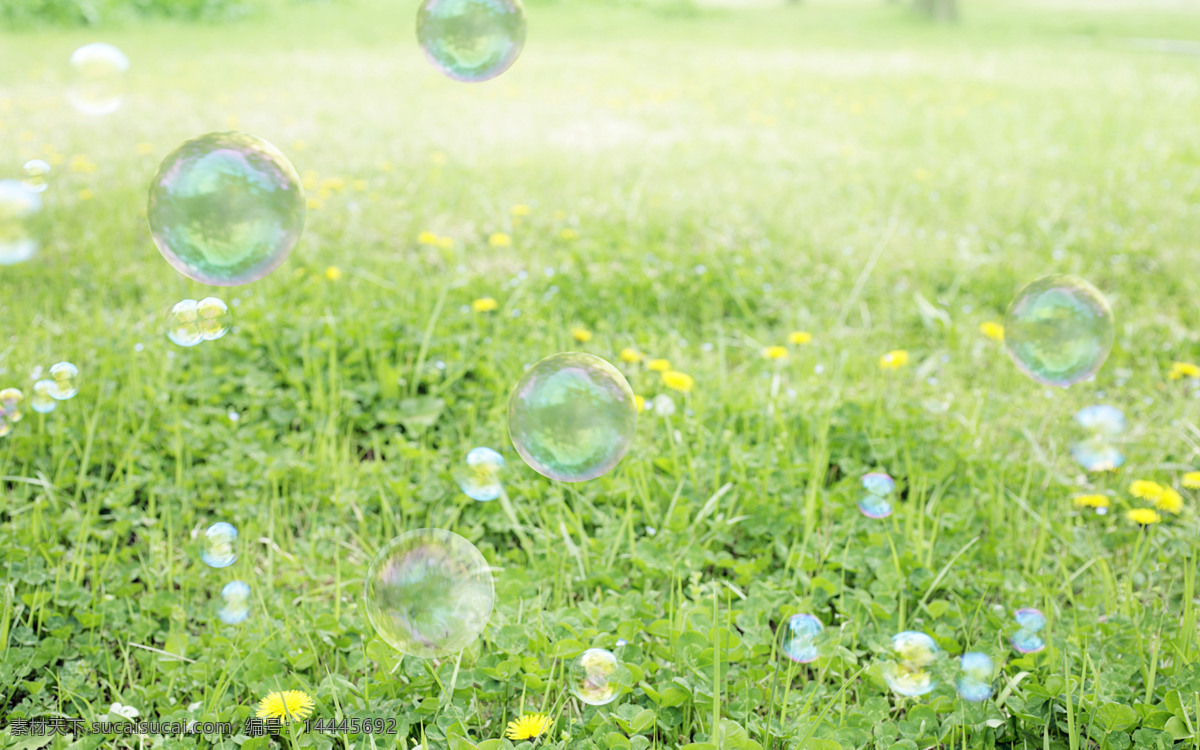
455,447 -> 505,502
780,614 -> 823,664
197,297 -> 232,341
21,160 -> 50,194
856,494 -> 893,520
1011,608 -> 1046,653
1003,275 -> 1114,387
1011,630 -> 1045,654
0,388 -> 25,424
881,631 -> 940,697
957,652 -> 994,702
862,472 -> 895,497
507,352 -> 638,482
570,648 -> 624,706
363,528 -> 495,658
1014,608 -> 1045,631
202,522 -> 238,568
48,362 -> 79,400
0,179 -> 41,265
1070,405 -> 1127,471
651,394 -> 676,417
68,43 -> 129,116
167,300 -> 203,347
30,379 -> 57,413
416,0 -> 527,83
218,580 -> 251,625
0,415 -> 10,438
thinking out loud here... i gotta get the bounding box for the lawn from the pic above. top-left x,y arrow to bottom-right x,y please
3,0 -> 1200,747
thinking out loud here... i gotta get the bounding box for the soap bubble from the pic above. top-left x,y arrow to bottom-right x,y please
881,631 -> 940,697
48,362 -> 79,400
862,472 -> 895,497
507,352 -> 638,482
1070,405 -> 1126,472
1013,608 -> 1045,631
570,648 -> 625,706
1011,608 -> 1046,654
1011,630 -> 1045,654
21,160 -> 50,194
455,447 -> 505,502
857,471 -> 895,519
416,0 -> 526,83
218,580 -> 251,625
956,652 -> 994,702
780,614 -> 823,664
197,297 -> 232,341
0,179 -> 41,265
202,522 -> 238,568
0,388 -> 25,424
30,379 -> 57,414
166,299 -> 202,347
67,43 -> 130,116
148,132 -> 305,286
363,528 -> 495,658
1003,275 -> 1114,387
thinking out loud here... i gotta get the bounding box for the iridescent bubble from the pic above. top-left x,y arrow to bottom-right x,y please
570,648 -> 624,706
363,528 -> 495,658
881,631 -> 940,697
1070,405 -> 1127,472
218,580 -> 251,625
1003,275 -> 1114,387
1073,405 -> 1127,436
148,132 -> 305,286
1014,608 -> 1046,631
166,299 -> 203,347
202,522 -> 238,568
455,447 -> 505,502
1011,608 -> 1046,653
48,362 -> 79,400
67,43 -> 130,116
507,352 -> 638,482
862,472 -> 895,497
0,179 -> 41,265
416,0 -> 526,83
0,388 -> 25,424
781,614 -> 823,664
0,415 -> 10,438
956,652 -> 994,702
30,379 -> 57,414
197,297 -> 232,341
1011,630 -> 1045,654
857,494 -> 893,520
21,160 -> 50,194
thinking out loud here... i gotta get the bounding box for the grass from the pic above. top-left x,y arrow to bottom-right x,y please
3,0 -> 1200,747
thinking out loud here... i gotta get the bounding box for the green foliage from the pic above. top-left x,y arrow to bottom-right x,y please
0,0 -> 268,28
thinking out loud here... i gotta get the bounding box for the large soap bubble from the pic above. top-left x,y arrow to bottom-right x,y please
417,0 -> 526,83
0,180 -> 41,265
1003,275 -> 1113,387
569,648 -> 625,706
881,631 -> 940,697
68,43 -> 129,116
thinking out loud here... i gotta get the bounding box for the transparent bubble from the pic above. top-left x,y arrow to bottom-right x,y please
197,297 -> 232,341
416,0 -> 526,83
0,388 -> 25,424
455,447 -> 505,502
0,415 -> 10,438
856,494 -> 893,520
1070,405 -> 1126,471
21,160 -> 50,194
881,631 -> 940,697
148,132 -> 305,286
0,179 -> 41,265
30,379 -> 57,414
218,580 -> 251,625
507,353 -> 638,482
1073,405 -> 1127,435
166,299 -> 203,347
651,393 -> 676,417
956,652 -> 994,702
363,528 -> 495,658
862,472 -> 895,497
780,614 -> 823,664
1014,608 -> 1045,631
1011,630 -> 1045,654
202,522 -> 238,568
1011,608 -> 1046,653
67,43 -> 130,116
1003,275 -> 1114,387
570,648 -> 625,706
48,362 -> 79,400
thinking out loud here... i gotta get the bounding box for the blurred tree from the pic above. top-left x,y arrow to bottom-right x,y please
913,0 -> 958,22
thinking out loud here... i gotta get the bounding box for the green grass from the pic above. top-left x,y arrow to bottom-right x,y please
3,0 -> 1200,747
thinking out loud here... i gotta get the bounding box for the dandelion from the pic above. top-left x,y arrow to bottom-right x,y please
662,370 -> 694,393
913,167 -> 931,182
1168,362 -> 1200,380
320,177 -> 346,193
1073,494 -> 1111,511
879,350 -> 909,370
472,297 -> 499,313
571,327 -> 592,343
256,690 -> 314,724
291,139 -> 308,152
1129,480 -> 1165,501
489,233 -> 512,248
511,204 -> 531,217
559,228 -> 579,240
436,236 -> 453,249
505,713 -> 551,741
647,358 -> 671,372
1125,508 -> 1161,526
634,395 -> 645,412
306,197 -> 323,211
302,171 -> 319,191
763,345 -> 787,360
431,151 -> 447,166
619,348 -> 643,364
417,231 -> 438,245
352,179 -> 367,192
788,331 -> 812,345
1184,471 -> 1200,489
324,266 -> 342,281
979,322 -> 1004,341
378,160 -> 394,173
79,189 -> 94,201
69,154 -> 97,174
136,142 -> 155,155
1155,487 -> 1183,515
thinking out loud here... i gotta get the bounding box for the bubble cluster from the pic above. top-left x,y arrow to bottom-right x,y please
416,0 -> 527,83
1003,275 -> 1114,387
0,388 -> 24,438
67,43 -> 130,116
1011,608 -> 1046,654
455,447 -> 505,502
956,652 -> 994,702
0,179 -> 41,266
363,528 -> 495,658
507,352 -> 638,482
202,522 -> 238,568
30,379 -> 57,414
21,160 -> 51,194
48,362 -> 79,400
218,580 -> 251,625
570,648 -> 623,706
857,471 -> 895,519
780,614 -> 823,664
166,298 -> 233,347
881,631 -> 940,697
148,132 -> 305,286
1070,404 -> 1127,472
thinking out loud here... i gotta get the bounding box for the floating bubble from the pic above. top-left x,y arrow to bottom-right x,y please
857,494 -> 893,520
507,352 -> 638,482
0,179 -> 41,265
30,379 -> 57,414
455,447 -> 505,502
166,299 -> 202,347
1011,608 -> 1046,654
21,160 -> 50,194
148,132 -> 305,286
1011,630 -> 1045,654
881,631 -> 940,697
1073,405 -> 1127,435
197,297 -> 232,341
416,0 -> 527,83
1003,275 -> 1114,387
202,522 -> 238,568
570,648 -> 624,706
0,388 -> 25,424
956,652 -> 994,702
218,580 -> 251,625
67,43 -> 130,116
1070,405 -> 1126,472
862,472 -> 896,497
781,614 -> 823,664
363,528 -> 495,658
0,415 -> 10,438
1014,608 -> 1045,631
48,362 -> 79,400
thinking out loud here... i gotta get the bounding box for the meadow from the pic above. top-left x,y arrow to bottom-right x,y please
3,0 -> 1200,747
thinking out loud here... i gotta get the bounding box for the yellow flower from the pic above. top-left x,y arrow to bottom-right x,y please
1130,480 -> 1165,501
1168,362 -> 1200,380
1073,494 -> 1111,510
255,691 -> 314,724
619,348 -> 643,364
436,236 -> 454,249
913,167 -> 931,182
1155,487 -> 1183,515
505,713 -> 551,741
320,177 -> 346,193
1184,471 -> 1200,489
559,228 -> 579,240
417,231 -> 438,245
324,266 -> 342,281
378,160 -> 394,173
291,139 -> 308,152
489,233 -> 512,247
78,189 -> 93,201
1125,508 -> 1162,526
136,142 -> 155,155
302,171 -> 319,190
634,395 -> 645,412
306,197 -> 323,211
472,297 -> 498,313
763,345 -> 787,360
69,154 -> 97,174
352,179 -> 367,192
430,151 -> 447,166
979,321 -> 1004,341
511,204 -> 531,216
571,327 -> 593,343
879,350 -> 909,370
788,331 -> 812,345
647,358 -> 671,372
662,370 -> 694,393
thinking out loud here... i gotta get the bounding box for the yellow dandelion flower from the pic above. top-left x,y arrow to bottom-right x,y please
489,233 -> 512,247
1130,480 -> 1165,501
324,266 -> 342,281
136,142 -> 155,155
1155,487 -> 1183,515
511,204 -> 531,216
301,171 -> 319,191
78,189 -> 94,201
1168,362 -> 1200,380
291,139 -> 308,152
505,713 -> 551,741
430,151 -> 447,166
306,197 -> 323,211
69,155 -> 97,174
1073,494 -> 1111,510
320,177 -> 346,193
788,331 -> 812,345
913,167 -> 931,182
1125,508 -> 1161,526
436,235 -> 454,249
571,327 -> 593,343
1184,471 -> 1200,489
979,321 -> 1004,341
662,370 -> 694,393
634,395 -> 645,412
417,231 -> 438,245
378,160 -> 394,173
255,691 -> 314,724
879,350 -> 909,370
559,228 -> 579,240
619,348 -> 643,364
352,179 -> 367,192
647,358 -> 671,372
763,345 -> 787,360
472,297 -> 498,313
